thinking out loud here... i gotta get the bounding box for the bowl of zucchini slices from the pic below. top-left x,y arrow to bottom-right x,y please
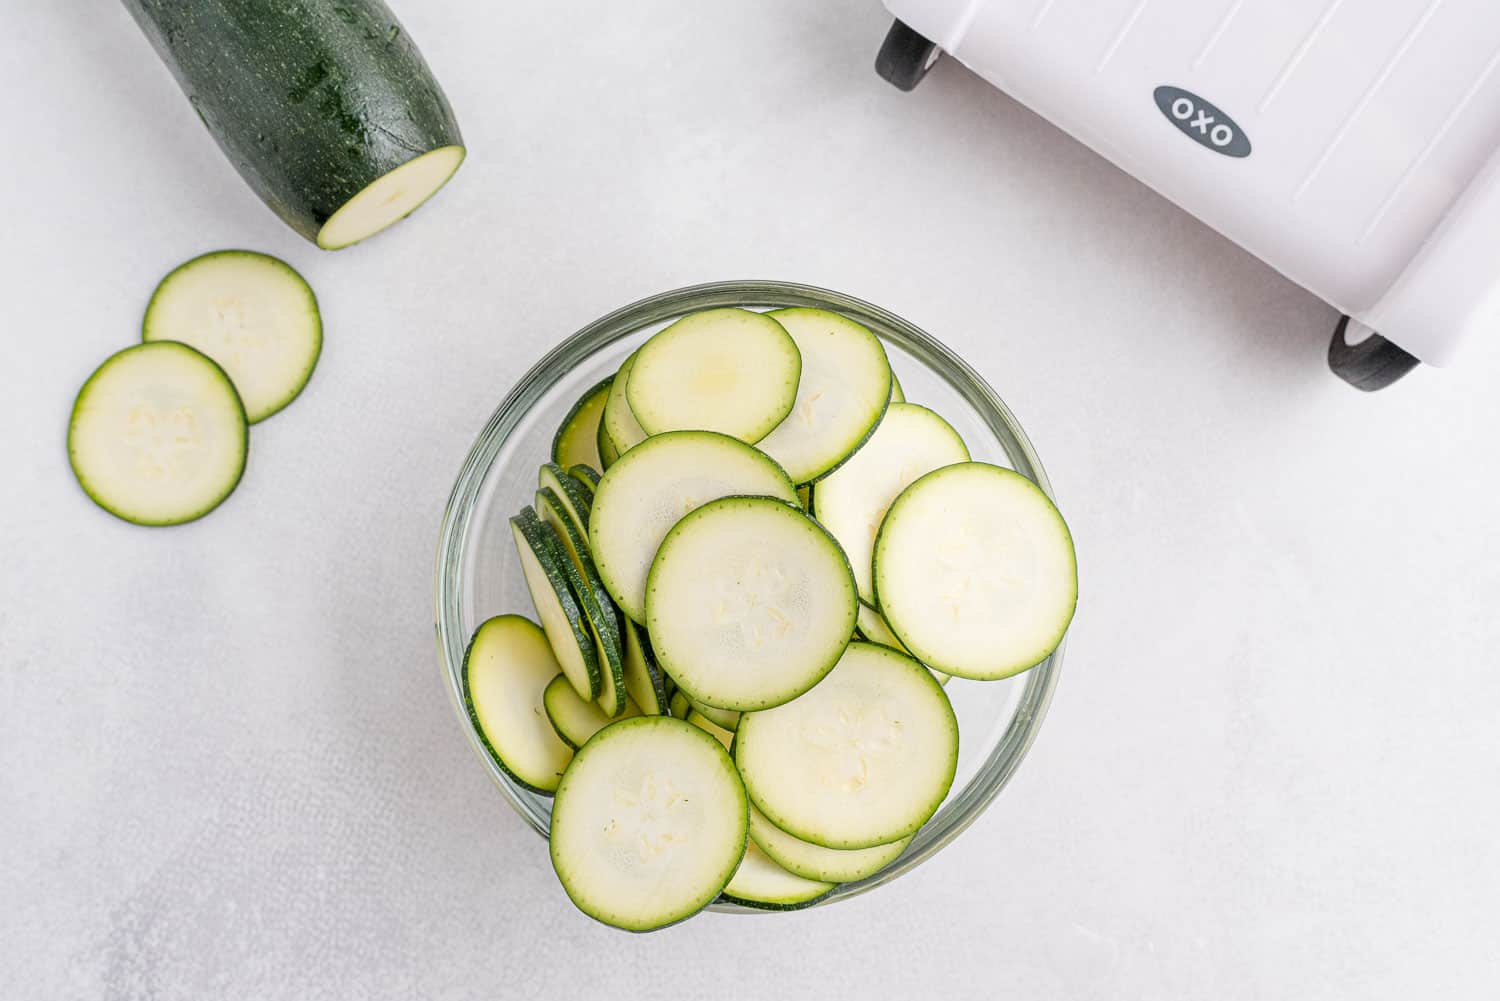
435,281 -> 1077,931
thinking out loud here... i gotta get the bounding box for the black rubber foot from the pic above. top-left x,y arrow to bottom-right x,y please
876,19 -> 940,91
1327,316 -> 1420,391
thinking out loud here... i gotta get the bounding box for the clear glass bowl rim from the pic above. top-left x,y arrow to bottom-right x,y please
434,279 -> 1066,912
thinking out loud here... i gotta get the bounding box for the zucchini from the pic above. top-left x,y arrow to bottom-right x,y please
122,0 -> 464,249
543,674 -> 638,750
601,350 -> 649,461
748,804 -> 911,884
534,488 -> 626,715
537,463 -> 592,538
669,689 -> 691,720
735,642 -> 957,849
646,496 -> 856,712
568,464 -> 602,496
142,250 -> 321,423
549,717 -> 748,932
856,602 -> 951,686
874,462 -> 1077,680
813,402 -> 969,603
551,377 -> 611,474
689,700 -> 740,733
686,710 -> 736,751
68,341 -> 248,526
587,431 -> 798,623
753,308 -> 891,484
626,309 -> 801,443
621,620 -> 671,716
720,839 -> 835,911
462,616 -> 573,794
510,507 -> 600,700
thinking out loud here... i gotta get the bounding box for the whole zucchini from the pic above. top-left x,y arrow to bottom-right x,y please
122,0 -> 465,249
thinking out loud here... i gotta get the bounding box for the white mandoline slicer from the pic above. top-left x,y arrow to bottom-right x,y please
876,0 -> 1500,389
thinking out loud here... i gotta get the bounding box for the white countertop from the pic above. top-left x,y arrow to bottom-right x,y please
4,2 -> 1498,998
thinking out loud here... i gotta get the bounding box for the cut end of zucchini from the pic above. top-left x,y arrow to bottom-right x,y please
68,341 -> 248,526
142,250 -> 321,423
315,145 -> 466,250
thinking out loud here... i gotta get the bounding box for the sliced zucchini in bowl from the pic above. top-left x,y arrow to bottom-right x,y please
813,402 -> 969,604
626,308 -> 801,443
534,487 -> 626,715
735,642 -> 957,849
875,462 -> 1076,680
748,804 -> 911,883
720,839 -> 834,911
549,716 -> 748,932
753,308 -> 891,484
646,496 -> 856,712
551,376 -> 611,473
462,616 -> 573,794
510,507 -> 600,701
588,431 -> 797,623
601,349 -> 649,462
543,674 -> 639,749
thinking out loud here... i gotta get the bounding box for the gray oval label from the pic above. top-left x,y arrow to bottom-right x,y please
1153,86 -> 1251,158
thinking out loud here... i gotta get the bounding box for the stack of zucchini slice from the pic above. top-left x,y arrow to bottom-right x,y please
463,306 -> 1077,930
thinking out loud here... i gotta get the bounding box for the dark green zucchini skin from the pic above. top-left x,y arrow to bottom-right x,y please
122,0 -> 463,244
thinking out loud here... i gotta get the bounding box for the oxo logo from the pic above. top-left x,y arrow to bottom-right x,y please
1152,86 -> 1252,159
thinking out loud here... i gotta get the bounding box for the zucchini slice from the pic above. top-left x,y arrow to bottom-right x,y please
462,616 -> 573,794
142,250 -> 321,423
720,839 -> 835,911
67,341 -> 248,526
749,804 -> 911,883
622,620 -> 671,716
874,462 -> 1077,680
646,496 -> 856,712
813,402 -> 970,603
601,349 -> 649,461
753,308 -> 891,484
856,602 -> 951,686
588,431 -> 798,623
549,717 -> 748,932
537,462 -> 592,538
686,710 -> 736,751
596,421 -> 621,470
568,464 -> 602,495
689,700 -> 740,732
534,487 -> 626,715
626,309 -> 801,444
543,674 -> 639,749
669,689 -> 691,720
510,507 -> 600,700
551,376 -> 611,474
735,642 -> 958,849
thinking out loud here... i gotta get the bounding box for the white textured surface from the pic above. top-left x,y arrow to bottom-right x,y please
3,2 -> 1498,998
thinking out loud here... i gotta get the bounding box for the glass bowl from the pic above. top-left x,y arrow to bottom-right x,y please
434,280 -> 1066,912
